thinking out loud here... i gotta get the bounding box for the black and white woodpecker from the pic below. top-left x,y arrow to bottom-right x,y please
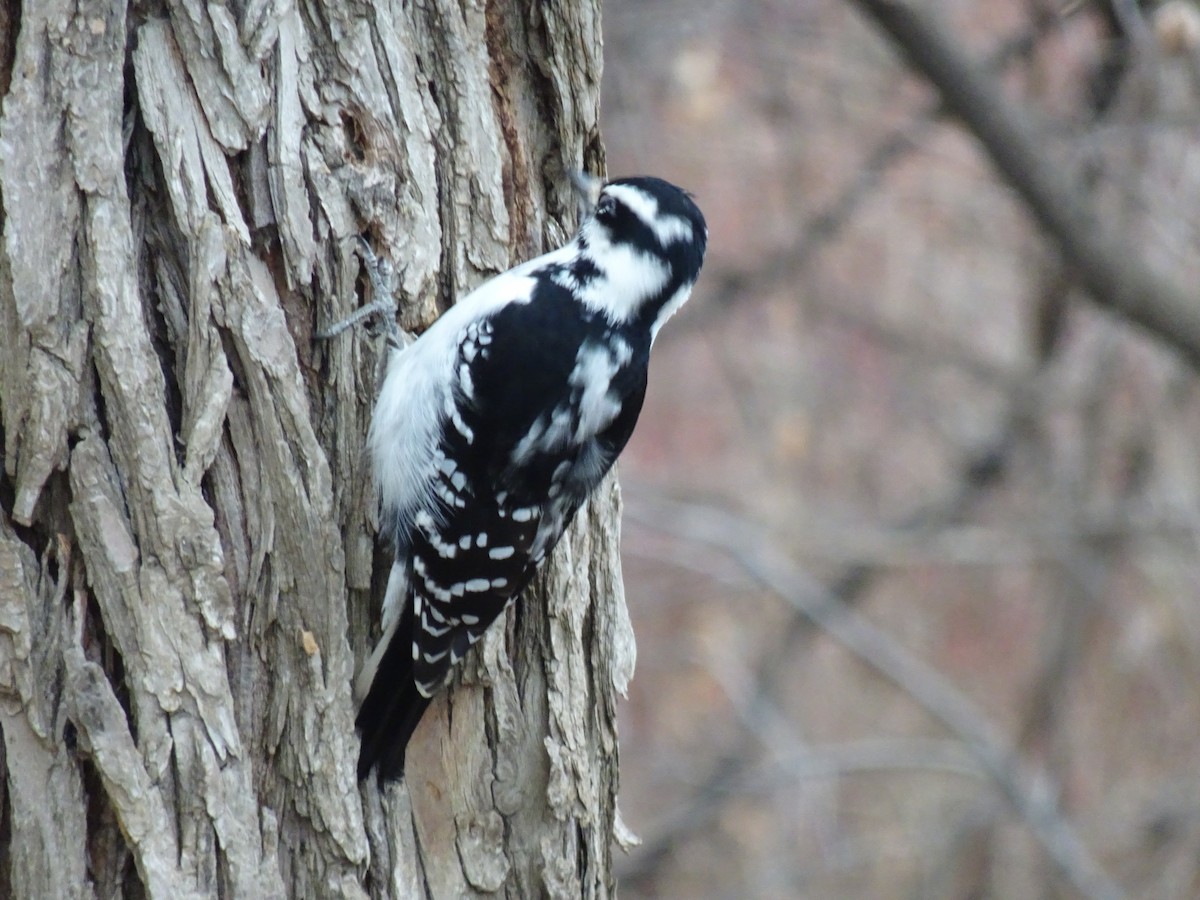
348,173 -> 707,781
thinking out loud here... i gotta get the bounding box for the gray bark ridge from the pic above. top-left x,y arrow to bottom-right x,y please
0,1 -> 628,898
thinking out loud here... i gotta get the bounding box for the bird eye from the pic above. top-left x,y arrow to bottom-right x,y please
596,195 -> 617,219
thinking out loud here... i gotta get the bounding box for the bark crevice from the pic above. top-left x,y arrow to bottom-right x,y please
1,2 -> 622,897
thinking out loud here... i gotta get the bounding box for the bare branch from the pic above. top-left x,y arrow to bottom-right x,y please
685,7 -> 1065,335
626,493 -> 1126,900
846,0 -> 1200,370
619,353 -> 1034,886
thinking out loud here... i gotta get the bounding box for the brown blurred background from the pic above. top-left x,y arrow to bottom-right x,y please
599,2 -> 1200,897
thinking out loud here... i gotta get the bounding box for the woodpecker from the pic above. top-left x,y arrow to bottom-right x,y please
352,174 -> 707,780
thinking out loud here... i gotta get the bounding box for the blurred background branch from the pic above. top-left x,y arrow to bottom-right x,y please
849,0 -> 1200,369
603,0 -> 1200,896
623,489 -> 1126,900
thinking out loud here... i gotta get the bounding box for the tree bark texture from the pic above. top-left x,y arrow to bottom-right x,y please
0,1 -> 634,897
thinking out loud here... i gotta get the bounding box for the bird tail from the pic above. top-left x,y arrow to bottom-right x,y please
355,601 -> 433,782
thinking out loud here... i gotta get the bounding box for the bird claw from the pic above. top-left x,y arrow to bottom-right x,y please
315,235 -> 401,342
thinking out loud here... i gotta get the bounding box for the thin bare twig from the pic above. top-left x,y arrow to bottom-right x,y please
619,374 -> 1021,887
685,6 -> 1064,333
624,493 -> 1126,900
616,8 -> 1141,895
847,0 -> 1200,371
724,738 -> 988,789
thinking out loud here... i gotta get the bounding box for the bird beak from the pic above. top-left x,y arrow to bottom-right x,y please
569,170 -> 603,222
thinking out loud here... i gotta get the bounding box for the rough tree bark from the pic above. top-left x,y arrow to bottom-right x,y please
0,2 -> 634,897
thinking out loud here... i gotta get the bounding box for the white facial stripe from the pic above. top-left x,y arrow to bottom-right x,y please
604,184 -> 695,247
649,280 -> 695,345
651,215 -> 695,245
576,242 -> 671,324
605,184 -> 659,226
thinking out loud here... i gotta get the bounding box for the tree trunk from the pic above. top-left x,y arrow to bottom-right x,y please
0,2 -> 633,897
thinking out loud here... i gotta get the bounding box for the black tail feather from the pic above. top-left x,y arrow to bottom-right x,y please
356,605 -> 433,782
